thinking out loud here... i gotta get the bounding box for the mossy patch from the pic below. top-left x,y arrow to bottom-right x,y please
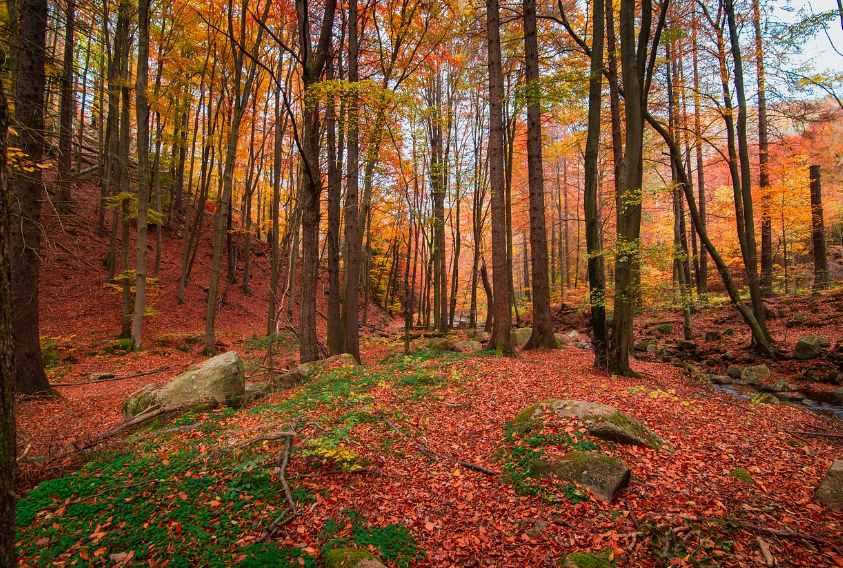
750,393 -> 780,405
324,548 -> 382,568
730,468 -> 754,485
560,549 -> 615,567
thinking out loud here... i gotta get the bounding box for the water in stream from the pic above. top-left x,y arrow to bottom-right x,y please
713,382 -> 843,420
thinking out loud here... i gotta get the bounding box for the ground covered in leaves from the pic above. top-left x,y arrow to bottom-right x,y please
16,340 -> 843,567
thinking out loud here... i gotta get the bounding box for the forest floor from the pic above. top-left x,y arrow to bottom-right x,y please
13,178 -> 843,567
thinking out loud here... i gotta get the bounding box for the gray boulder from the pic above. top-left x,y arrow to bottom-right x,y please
707,374 -> 732,385
511,327 -> 533,346
122,351 -> 245,420
704,331 -> 722,342
741,364 -> 771,381
786,313 -> 809,328
815,460 -> 843,511
455,340 -> 483,352
532,452 -> 631,502
727,365 -> 743,379
515,399 -> 666,450
760,380 -> 789,393
428,337 -> 458,352
795,335 -> 831,360
471,331 -> 489,342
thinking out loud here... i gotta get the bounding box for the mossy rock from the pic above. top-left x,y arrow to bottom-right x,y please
427,338 -> 458,352
455,340 -> 483,352
559,549 -> 616,567
324,548 -> 387,568
514,399 -> 667,450
121,384 -> 158,420
532,451 -> 630,502
471,331 -> 489,342
730,468 -> 754,485
296,353 -> 358,378
750,393 -> 780,405
741,364 -> 771,381
381,350 -> 407,365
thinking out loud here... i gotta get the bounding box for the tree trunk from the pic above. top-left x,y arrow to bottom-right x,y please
326,51 -> 342,354
56,0 -> 75,212
131,0 -> 151,349
579,0 -> 608,366
809,165 -> 829,290
692,5 -> 707,295
754,0 -> 772,296
341,0 -> 361,361
486,0 -> 515,356
0,79 -> 19,568
118,5 -> 132,339
10,0 -> 51,394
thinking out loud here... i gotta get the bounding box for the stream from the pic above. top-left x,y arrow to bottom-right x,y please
713,382 -> 843,421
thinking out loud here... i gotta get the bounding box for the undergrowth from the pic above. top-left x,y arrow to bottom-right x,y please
319,510 -> 424,568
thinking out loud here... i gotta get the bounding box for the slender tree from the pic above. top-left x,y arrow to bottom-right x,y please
486,0 -> 515,356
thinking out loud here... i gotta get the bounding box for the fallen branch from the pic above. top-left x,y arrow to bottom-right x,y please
51,366 -> 173,387
385,420 -> 498,476
257,424 -> 298,542
82,405 -> 183,450
790,431 -> 843,439
229,431 -> 296,451
756,535 -> 776,567
132,422 -> 203,442
741,522 -> 842,557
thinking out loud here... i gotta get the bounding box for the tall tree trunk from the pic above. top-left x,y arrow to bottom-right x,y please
326,51 -> 342,354
10,0 -> 51,394
692,5 -> 707,295
754,0 -> 772,296
486,0 -> 515,356
131,0 -> 151,349
267,56 -> 286,334
56,0 -> 75,212
295,0 -> 337,363
0,80 -> 19,568
118,4 -> 132,339
577,0 -> 608,365
341,0 -> 361,361
809,165 -> 830,290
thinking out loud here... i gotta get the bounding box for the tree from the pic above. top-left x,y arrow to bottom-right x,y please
608,0 -> 667,376
9,0 -> 51,395
131,0 -> 152,348
486,0 -> 515,357
342,0 -> 361,362
56,0 -> 75,212
0,78 -> 18,568
522,0 -> 557,350
295,0 -> 337,363
809,165 -> 830,290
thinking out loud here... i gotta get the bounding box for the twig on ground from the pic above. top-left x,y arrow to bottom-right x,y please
741,522 -> 842,557
385,420 -> 498,476
132,422 -> 203,442
81,405 -> 183,450
756,535 -> 777,567
257,423 -> 298,543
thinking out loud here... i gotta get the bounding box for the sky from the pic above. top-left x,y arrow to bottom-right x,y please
774,0 -> 843,64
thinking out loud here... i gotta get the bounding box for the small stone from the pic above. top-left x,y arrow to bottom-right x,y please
741,364 -> 771,381
704,331 -> 722,342
815,460 -> 843,510
526,520 -> 547,537
324,548 -> 387,568
89,372 -> 115,381
786,313 -> 809,328
801,399 -> 816,406
795,335 -> 829,360
774,391 -> 804,402
722,352 -> 734,361
707,375 -> 732,385
833,386 -> 843,401
727,365 -> 743,379
760,381 -> 788,393
750,393 -> 781,405
676,340 -> 696,351
455,340 -> 483,352
428,338 -> 458,352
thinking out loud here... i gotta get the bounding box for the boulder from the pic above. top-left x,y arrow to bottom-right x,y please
515,399 -> 666,450
122,351 -> 245,420
760,381 -> 789,393
775,391 -> 804,402
704,331 -> 722,342
634,338 -> 658,352
815,460 -> 843,511
511,327 -> 533,347
726,365 -> 743,379
721,352 -> 734,361
428,338 -> 458,352
832,386 -> 843,401
676,340 -> 696,351
750,393 -> 781,405
455,340 -> 483,352
795,335 -> 831,360
471,331 -> 489,342
89,372 -> 115,382
554,333 -> 569,346
575,342 -> 592,350
532,452 -> 631,502
786,313 -> 809,328
707,374 -> 732,385
741,364 -> 771,381
324,548 -> 387,568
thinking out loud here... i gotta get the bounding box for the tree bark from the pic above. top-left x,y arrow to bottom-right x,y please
56,0 -> 75,212
10,0 -> 51,394
754,0 -> 772,296
809,166 -> 829,290
486,0 -> 515,356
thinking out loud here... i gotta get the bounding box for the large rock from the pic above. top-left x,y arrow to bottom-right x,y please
324,548 -> 387,568
428,337 -> 458,352
532,452 -> 631,502
122,351 -> 245,420
815,460 -> 843,511
511,327 -> 533,347
455,340 -> 483,352
786,313 -> 809,328
833,386 -> 843,401
514,399 -> 666,450
795,335 -> 831,360
741,364 -> 771,381
471,331 -> 489,342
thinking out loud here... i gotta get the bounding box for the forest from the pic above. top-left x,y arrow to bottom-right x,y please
1,0 -> 843,565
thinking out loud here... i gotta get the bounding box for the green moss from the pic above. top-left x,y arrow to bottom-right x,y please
513,402 -> 543,424
324,548 -> 379,568
730,468 -> 754,485
785,439 -> 807,448
750,393 -> 780,405
560,550 -> 615,567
